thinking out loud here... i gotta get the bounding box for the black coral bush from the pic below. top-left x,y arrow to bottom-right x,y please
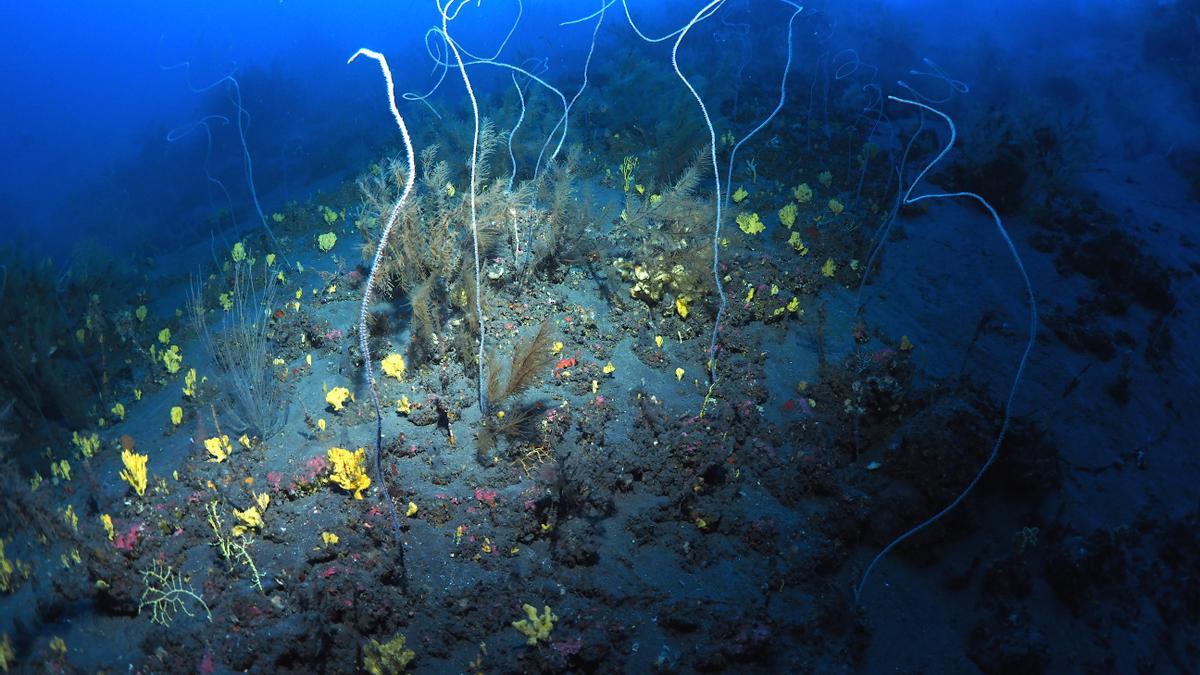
476,320 -> 554,457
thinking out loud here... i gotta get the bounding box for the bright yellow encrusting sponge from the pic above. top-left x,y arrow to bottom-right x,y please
326,447 -> 371,499
778,202 -> 798,228
362,633 -> 415,674
232,505 -> 263,536
161,345 -> 182,374
318,231 -> 337,252
788,231 -> 808,255
380,353 -> 406,380
119,449 -> 148,497
182,368 -> 198,398
512,604 -> 557,645
821,258 -> 838,278
325,386 -> 352,411
231,494 -> 269,536
204,435 -> 231,463
72,431 -> 100,458
736,212 -> 765,235
675,297 -> 689,319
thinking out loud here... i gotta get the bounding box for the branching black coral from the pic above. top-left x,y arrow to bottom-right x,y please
486,319 -> 554,408
0,251 -> 104,432
356,119 -> 533,376
620,148 -> 708,248
188,260 -> 288,441
529,147 -> 597,278
476,320 -> 555,458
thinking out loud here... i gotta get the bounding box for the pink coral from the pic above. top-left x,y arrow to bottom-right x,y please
474,488 -> 498,507
114,524 -> 143,551
297,455 -> 328,484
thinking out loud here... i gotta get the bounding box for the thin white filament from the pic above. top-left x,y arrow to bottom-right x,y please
855,96 -> 1038,604
438,0 -> 488,414
723,2 -> 802,209
669,0 -> 728,386
348,47 -> 418,550
534,1 -> 605,178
